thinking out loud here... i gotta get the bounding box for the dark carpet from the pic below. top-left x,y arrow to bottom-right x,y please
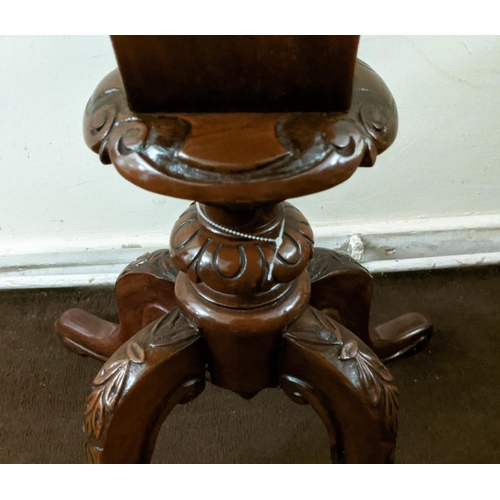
1,266 -> 499,463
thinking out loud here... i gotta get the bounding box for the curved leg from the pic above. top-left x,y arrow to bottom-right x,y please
85,308 -> 205,463
308,247 -> 432,362
281,306 -> 399,463
55,249 -> 179,361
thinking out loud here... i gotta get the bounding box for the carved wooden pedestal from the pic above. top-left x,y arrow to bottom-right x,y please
56,49 -> 432,463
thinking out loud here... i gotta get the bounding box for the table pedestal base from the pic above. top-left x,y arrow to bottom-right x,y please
56,247 -> 431,463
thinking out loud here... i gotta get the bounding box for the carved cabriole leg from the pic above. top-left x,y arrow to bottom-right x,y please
281,306 -> 399,463
308,248 -> 432,362
84,308 -> 205,463
56,249 -> 179,361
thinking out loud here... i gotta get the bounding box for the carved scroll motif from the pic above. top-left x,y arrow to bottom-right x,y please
84,60 -> 397,187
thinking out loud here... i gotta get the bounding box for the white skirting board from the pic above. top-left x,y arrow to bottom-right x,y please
1,214 -> 500,289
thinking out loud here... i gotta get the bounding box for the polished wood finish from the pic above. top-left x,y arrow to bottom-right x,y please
56,249 -> 177,360
56,36 -> 432,463
111,35 -> 359,113
85,311 -> 205,463
282,307 -> 399,463
308,248 -> 432,362
81,59 -> 396,204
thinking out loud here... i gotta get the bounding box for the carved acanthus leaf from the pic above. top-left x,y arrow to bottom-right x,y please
340,340 -> 399,432
119,249 -> 178,282
307,247 -> 366,283
148,308 -> 200,349
84,340 -> 146,441
284,307 -> 342,347
285,307 -> 399,433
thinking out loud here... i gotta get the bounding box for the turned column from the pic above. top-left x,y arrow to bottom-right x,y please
171,202 -> 313,395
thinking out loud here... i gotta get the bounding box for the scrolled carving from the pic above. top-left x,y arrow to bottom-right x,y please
354,60 -> 398,161
170,202 -> 314,294
84,71 -> 191,166
280,374 -> 339,461
83,60 -> 397,204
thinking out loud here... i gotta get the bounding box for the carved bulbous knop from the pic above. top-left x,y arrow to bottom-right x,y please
170,202 -> 314,294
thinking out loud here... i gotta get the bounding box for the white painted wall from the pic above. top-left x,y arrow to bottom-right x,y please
1,36 -> 500,287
